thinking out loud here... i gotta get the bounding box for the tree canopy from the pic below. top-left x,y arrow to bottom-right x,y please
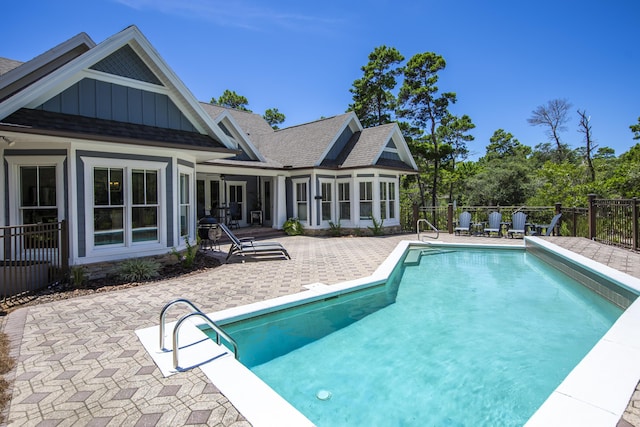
211,89 -> 251,111
263,108 -> 286,130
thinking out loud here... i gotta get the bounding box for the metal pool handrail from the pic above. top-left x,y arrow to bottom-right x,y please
159,298 -> 239,369
417,219 -> 439,240
172,311 -> 239,369
159,298 -> 201,350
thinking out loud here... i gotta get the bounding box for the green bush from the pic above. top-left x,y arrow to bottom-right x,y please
70,266 -> 87,287
368,217 -> 384,236
118,258 -> 161,282
170,237 -> 198,268
283,218 -> 304,236
328,220 -> 342,237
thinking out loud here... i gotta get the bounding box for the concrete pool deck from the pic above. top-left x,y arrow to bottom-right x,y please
1,233 -> 639,426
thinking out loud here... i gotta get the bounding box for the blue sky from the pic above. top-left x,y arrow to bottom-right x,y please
4,0 -> 639,159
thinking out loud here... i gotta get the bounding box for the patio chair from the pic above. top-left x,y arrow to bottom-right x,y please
219,223 -> 291,262
454,211 -> 472,235
531,213 -> 562,236
507,212 -> 528,238
228,202 -> 240,229
483,211 -> 503,237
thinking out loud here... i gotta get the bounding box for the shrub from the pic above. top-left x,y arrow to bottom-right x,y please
70,266 -> 87,287
368,217 -> 384,236
117,258 -> 161,282
283,218 -> 304,236
328,220 -> 342,237
170,237 -> 198,269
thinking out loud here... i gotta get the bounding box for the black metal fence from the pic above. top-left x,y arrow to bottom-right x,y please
588,195 -> 639,251
402,199 -> 640,249
1,220 -> 69,302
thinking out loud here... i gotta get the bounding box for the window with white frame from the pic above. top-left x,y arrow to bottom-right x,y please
179,172 -> 190,237
338,182 -> 350,221
359,181 -> 373,220
88,159 -> 164,249
320,181 -> 333,222
380,180 -> 396,220
19,165 -> 58,224
294,180 -> 308,222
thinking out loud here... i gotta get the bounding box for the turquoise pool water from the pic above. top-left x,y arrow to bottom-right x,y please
220,248 -> 623,426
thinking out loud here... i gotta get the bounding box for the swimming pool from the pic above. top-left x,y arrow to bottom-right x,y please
137,238 -> 640,426
214,247 -> 623,426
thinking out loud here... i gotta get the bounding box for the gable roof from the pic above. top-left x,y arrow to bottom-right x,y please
254,113 -> 353,168
0,32 -> 95,102
0,26 -> 237,157
202,103 -> 274,136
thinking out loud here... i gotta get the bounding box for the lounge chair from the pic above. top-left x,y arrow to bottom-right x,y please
219,223 -> 290,261
531,213 -> 562,236
507,212 -> 528,238
483,211 -> 503,237
454,211 -> 472,235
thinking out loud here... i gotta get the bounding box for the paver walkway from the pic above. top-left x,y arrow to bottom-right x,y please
0,234 -> 638,426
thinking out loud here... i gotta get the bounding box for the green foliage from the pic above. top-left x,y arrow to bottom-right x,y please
328,220 -> 342,237
70,266 -> 87,287
211,89 -> 251,111
283,218 -> 304,236
171,237 -> 197,269
630,117 -> 640,140
263,108 -> 285,129
348,45 -> 404,128
368,217 -> 384,236
118,258 -> 161,282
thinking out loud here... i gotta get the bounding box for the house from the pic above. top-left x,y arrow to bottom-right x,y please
0,25 -> 418,273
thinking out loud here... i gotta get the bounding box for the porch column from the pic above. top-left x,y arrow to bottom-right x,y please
275,175 -> 287,229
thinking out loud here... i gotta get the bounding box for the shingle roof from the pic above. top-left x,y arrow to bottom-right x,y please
0,58 -> 23,76
199,103 -> 274,136
2,108 -> 231,151
254,113 -> 351,168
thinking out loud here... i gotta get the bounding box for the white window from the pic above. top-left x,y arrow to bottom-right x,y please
19,165 -> 58,224
179,172 -> 190,237
359,181 -> 373,220
338,181 -> 351,222
320,181 -> 333,222
380,180 -> 396,220
83,157 -> 166,254
7,156 -> 66,227
293,179 -> 309,223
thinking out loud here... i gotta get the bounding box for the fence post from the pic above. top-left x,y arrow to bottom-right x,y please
447,204 -> 454,234
412,204 -> 419,232
61,220 -> 69,277
588,194 -> 597,240
633,198 -> 638,251
554,202 -> 562,236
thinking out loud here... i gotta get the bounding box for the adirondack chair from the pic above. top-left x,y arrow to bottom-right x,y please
532,213 -> 562,236
507,212 -> 528,238
483,211 -> 503,237
454,211 -> 472,235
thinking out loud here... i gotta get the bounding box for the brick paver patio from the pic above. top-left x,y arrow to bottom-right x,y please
1,233 -> 638,426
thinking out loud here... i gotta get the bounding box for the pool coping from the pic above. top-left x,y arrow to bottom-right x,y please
137,238 -> 640,426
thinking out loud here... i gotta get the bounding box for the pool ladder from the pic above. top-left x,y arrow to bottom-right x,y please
159,298 -> 239,369
417,219 -> 439,240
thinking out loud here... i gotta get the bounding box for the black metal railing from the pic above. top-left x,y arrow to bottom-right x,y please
588,195 -> 639,251
1,220 -> 69,302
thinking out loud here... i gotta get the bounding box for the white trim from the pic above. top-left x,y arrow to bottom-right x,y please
318,178 -> 334,227
81,156 -> 167,261
226,181 -> 247,227
315,112 -> 361,167
177,165 -> 196,243
5,155 -> 66,226
292,178 -> 310,226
